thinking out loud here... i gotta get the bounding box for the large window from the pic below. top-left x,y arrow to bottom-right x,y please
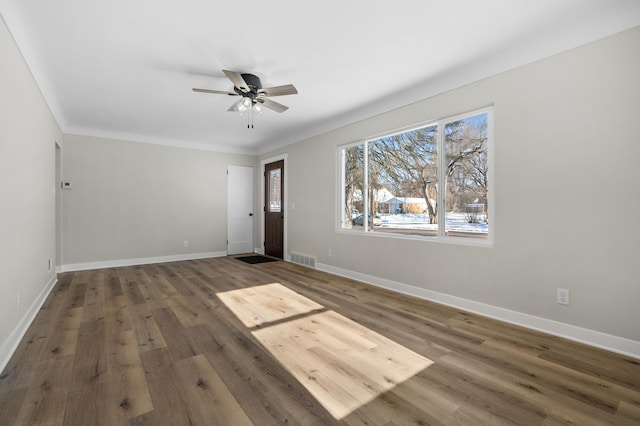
340,108 -> 492,242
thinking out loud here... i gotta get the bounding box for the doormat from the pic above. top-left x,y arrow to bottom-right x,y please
235,255 -> 280,265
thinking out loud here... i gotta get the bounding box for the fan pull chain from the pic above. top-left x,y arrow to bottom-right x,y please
248,104 -> 254,129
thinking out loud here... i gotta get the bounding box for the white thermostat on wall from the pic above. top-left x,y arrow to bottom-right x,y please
61,181 -> 72,189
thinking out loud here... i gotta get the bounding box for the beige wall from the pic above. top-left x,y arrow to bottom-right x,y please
0,15 -> 62,363
61,134 -> 256,266
261,27 -> 640,343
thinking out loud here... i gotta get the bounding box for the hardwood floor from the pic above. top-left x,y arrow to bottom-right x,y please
1,257 -> 638,425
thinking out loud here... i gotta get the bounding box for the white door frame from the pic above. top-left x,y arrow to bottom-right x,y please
260,153 -> 288,258
55,142 -> 62,270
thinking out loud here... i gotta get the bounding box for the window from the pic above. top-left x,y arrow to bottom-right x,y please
340,108 -> 492,242
268,167 -> 282,213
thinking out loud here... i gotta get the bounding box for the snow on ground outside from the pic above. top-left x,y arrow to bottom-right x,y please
378,213 -> 488,233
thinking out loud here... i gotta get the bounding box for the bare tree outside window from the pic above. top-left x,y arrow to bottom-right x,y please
369,124 -> 438,224
343,145 -> 364,230
341,109 -> 490,240
444,114 -> 489,234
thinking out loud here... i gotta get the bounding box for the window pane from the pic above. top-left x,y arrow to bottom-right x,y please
368,124 -> 438,236
269,168 -> 281,213
444,113 -> 489,238
342,145 -> 364,230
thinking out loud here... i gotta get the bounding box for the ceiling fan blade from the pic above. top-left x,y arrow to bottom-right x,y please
192,88 -> 237,95
227,98 -> 243,112
260,84 -> 298,97
259,98 -> 289,113
223,70 -> 249,92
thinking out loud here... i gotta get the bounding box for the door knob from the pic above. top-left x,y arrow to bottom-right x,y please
249,213 -> 253,216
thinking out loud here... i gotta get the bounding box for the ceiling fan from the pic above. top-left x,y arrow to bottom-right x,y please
193,70 -> 298,120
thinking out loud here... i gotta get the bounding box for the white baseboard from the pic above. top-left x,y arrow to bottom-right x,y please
0,274 -> 58,373
59,251 -> 227,272
254,247 -> 265,255
316,262 -> 640,359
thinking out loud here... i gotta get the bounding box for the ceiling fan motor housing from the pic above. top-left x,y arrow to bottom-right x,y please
235,73 -> 263,100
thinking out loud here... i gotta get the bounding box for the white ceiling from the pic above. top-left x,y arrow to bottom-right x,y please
2,1 -> 639,154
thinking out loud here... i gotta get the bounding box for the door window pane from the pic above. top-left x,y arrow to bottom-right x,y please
269,168 -> 281,213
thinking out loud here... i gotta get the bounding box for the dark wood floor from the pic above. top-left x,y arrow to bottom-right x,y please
1,257 -> 639,425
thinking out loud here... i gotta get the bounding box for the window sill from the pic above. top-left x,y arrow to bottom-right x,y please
336,226 -> 494,248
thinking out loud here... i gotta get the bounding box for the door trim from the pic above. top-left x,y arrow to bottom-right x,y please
260,153 -> 288,258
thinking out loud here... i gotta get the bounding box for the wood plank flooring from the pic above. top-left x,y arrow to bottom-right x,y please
1,257 -> 639,425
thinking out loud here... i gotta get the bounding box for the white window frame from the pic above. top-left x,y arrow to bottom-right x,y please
338,106 -> 494,247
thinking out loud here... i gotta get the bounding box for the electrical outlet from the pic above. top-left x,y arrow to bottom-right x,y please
48,258 -> 52,272
16,291 -> 20,308
328,248 -> 333,257
557,288 -> 570,305
183,240 -> 189,247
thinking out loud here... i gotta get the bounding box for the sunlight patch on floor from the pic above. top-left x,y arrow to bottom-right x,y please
217,282 -> 323,327
217,283 -> 433,419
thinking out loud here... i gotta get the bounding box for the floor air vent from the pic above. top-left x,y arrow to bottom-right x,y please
290,252 -> 316,268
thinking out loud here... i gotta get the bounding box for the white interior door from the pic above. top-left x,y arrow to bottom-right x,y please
227,165 -> 254,255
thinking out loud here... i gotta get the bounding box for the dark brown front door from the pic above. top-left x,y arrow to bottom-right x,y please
264,160 -> 284,258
